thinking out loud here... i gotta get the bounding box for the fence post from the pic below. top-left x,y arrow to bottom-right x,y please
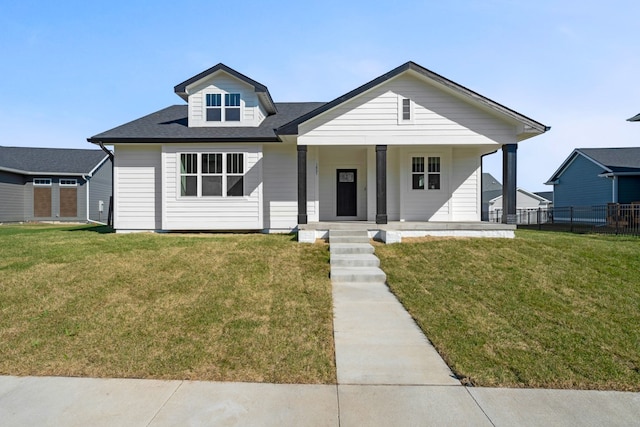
570,206 -> 574,233
538,208 -> 541,230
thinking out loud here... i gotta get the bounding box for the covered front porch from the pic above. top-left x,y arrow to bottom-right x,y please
296,143 -> 520,233
298,220 -> 516,243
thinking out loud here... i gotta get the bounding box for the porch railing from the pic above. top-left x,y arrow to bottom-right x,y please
489,203 -> 640,236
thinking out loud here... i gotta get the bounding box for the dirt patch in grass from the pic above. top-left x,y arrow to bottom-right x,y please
0,225 -> 335,384
376,230 -> 640,391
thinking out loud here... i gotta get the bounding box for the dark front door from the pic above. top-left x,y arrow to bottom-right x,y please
336,169 -> 357,217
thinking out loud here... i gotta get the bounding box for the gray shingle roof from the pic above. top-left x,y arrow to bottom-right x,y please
0,146 -> 108,175
534,191 -> 553,202
88,103 -> 325,143
627,113 -> 640,122
577,147 -> 640,173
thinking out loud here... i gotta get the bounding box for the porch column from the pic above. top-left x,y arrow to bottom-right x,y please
297,145 -> 307,224
376,145 -> 388,224
502,143 -> 517,224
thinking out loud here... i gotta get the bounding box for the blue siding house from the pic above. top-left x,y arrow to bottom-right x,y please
545,148 -> 640,207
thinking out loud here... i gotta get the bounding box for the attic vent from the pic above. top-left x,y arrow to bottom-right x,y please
402,98 -> 411,120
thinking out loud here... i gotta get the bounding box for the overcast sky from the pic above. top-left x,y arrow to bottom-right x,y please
1,1 -> 638,191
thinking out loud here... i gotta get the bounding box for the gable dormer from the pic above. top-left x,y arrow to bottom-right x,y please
174,63 -> 277,128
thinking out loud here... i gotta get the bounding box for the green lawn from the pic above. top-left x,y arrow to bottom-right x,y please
0,224 -> 335,384
375,230 -> 640,391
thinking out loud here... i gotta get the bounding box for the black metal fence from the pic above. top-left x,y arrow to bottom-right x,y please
489,204 -> 640,236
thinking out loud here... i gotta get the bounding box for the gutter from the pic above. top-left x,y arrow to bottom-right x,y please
92,140 -> 115,227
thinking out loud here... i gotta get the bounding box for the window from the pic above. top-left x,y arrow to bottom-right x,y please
402,98 -> 411,120
206,94 -> 222,121
427,157 -> 441,189
34,178 -> 51,186
411,157 -> 424,190
202,153 -> 223,196
226,153 -> 244,196
205,93 -> 241,122
60,179 -> 77,186
180,153 -> 244,197
411,156 -> 441,190
180,153 -> 198,196
225,93 -> 241,121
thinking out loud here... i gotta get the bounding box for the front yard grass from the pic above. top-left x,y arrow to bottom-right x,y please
0,224 -> 335,384
375,230 -> 640,391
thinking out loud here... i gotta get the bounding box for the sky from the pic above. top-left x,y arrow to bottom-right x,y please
1,0 -> 639,192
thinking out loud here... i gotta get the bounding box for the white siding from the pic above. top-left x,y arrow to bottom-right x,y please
399,147 -> 451,221
298,74 -> 517,146
263,144 -> 297,230
187,74 -> 265,127
450,147 -> 481,221
114,145 -> 162,230
162,144 -> 262,230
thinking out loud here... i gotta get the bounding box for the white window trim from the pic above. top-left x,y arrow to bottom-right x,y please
409,154 -> 441,191
59,179 -> 78,187
204,92 -> 242,122
178,152 -> 246,198
34,178 -> 52,186
398,95 -> 414,124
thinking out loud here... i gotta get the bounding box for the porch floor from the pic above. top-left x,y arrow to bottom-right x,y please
298,221 -> 515,243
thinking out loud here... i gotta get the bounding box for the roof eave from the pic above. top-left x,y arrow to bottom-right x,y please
88,137 -> 282,144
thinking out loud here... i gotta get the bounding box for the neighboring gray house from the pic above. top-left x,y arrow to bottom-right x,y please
0,146 -> 112,223
482,172 -> 552,222
481,173 -> 503,220
545,147 -> 640,207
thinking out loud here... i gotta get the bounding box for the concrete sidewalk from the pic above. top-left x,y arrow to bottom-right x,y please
1,375 -> 639,426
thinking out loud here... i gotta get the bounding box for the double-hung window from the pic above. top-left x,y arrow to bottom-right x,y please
205,93 -> 241,122
180,153 -> 244,197
411,156 -> 441,190
427,157 -> 441,189
206,94 -> 222,121
201,153 -> 223,196
180,153 -> 198,196
226,153 -> 244,196
411,157 -> 425,190
225,93 -> 241,121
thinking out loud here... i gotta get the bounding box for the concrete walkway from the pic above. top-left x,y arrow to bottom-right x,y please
329,229 -> 458,385
1,230 -> 640,425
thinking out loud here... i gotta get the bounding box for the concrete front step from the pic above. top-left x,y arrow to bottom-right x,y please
330,253 -> 380,267
328,229 -> 369,238
329,235 -> 371,244
330,243 -> 375,255
331,267 -> 387,283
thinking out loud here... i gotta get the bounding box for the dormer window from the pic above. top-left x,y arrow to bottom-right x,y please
206,94 -> 222,121
225,93 -> 241,121
205,93 -> 241,122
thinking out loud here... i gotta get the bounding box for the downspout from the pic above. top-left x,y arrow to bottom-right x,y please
96,141 -> 115,227
612,176 -> 618,203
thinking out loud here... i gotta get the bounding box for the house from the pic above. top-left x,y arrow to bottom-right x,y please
481,173 -> 503,220
88,61 -> 549,240
545,147 -> 640,207
0,146 -> 112,223
481,173 -> 552,222
488,188 -> 552,223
